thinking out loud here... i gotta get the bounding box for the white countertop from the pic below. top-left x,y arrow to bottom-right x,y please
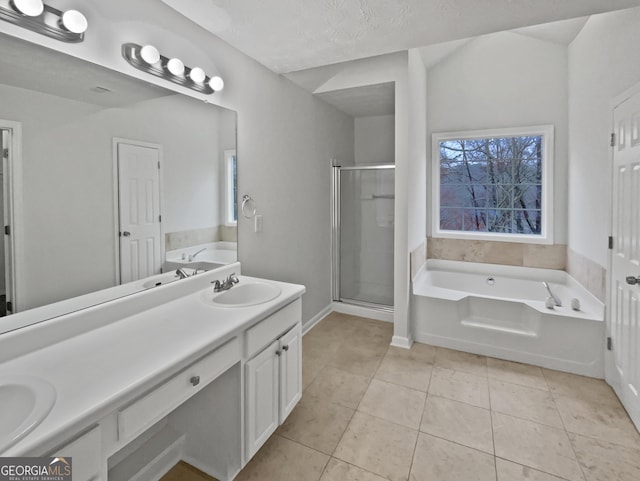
0,271 -> 305,456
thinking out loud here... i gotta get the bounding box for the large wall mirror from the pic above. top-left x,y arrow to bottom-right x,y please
0,33 -> 237,333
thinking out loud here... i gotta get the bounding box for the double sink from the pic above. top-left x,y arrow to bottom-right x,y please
0,275 -> 282,453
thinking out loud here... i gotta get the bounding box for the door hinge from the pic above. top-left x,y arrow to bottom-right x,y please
157,161 -> 160,170
2,148 -> 8,159
6,301 -> 12,313
610,132 -> 616,147
608,236 -> 613,249
4,225 -> 10,236
159,215 -> 162,222
607,337 -> 613,351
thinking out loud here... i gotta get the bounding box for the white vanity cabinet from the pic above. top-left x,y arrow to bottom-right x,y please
48,426 -> 102,481
244,300 -> 302,461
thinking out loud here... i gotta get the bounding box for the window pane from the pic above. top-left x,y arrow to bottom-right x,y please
438,133 -> 544,236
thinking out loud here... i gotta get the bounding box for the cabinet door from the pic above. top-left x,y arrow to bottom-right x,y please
246,338 -> 280,460
279,323 -> 302,424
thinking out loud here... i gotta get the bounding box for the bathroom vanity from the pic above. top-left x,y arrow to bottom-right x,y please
0,262 -> 305,481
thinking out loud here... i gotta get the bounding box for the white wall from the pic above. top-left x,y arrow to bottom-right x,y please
0,0 -> 354,323
568,8 -> 640,267
354,115 -> 395,165
426,31 -> 569,244
407,50 -> 428,260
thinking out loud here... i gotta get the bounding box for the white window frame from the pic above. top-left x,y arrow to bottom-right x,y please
432,125 -> 554,244
224,149 -> 237,227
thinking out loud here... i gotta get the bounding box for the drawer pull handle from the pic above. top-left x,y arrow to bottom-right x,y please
190,375 -> 200,386
282,345 -> 289,351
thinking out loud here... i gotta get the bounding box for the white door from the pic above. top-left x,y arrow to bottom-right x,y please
279,324 -> 302,424
609,90 -> 640,430
245,339 -> 279,460
0,128 -> 15,315
117,142 -> 162,284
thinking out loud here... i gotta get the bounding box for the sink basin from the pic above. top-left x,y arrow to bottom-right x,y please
0,376 -> 56,453
201,282 -> 282,308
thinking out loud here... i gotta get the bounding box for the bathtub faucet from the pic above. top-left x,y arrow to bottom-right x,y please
188,247 -> 207,261
176,268 -> 190,279
542,282 -> 562,307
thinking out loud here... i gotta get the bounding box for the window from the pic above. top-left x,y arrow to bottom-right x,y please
432,126 -> 553,244
224,149 -> 237,226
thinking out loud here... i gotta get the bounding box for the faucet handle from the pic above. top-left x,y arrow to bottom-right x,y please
228,273 -> 239,284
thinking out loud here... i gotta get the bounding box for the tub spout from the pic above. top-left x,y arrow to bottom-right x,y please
542,281 -> 562,307
176,268 -> 190,279
188,247 -> 207,261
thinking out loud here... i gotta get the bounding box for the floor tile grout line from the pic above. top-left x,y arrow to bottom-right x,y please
548,376 -> 597,481
486,364 -> 499,481
417,429 -> 496,457
493,456 -> 578,481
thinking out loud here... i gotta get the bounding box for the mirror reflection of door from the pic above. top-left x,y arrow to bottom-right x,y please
0,126 -> 15,316
116,140 -> 163,284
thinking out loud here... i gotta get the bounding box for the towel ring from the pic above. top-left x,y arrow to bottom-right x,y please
241,194 -> 256,219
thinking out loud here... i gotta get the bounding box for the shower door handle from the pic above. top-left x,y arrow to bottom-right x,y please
626,276 -> 640,285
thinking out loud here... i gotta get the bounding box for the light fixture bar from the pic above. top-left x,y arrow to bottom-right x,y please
0,0 -> 86,43
122,43 -> 222,95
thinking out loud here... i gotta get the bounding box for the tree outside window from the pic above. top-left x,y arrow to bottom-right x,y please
432,126 -> 553,244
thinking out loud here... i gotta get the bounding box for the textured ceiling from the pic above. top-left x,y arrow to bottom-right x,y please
316,82 -> 395,117
161,0 -> 640,73
512,16 -> 590,45
0,33 -> 172,107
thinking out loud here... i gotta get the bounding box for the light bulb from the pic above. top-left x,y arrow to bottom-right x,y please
189,67 -> 206,84
11,0 -> 44,17
60,10 -> 88,34
209,76 -> 224,91
167,58 -> 185,76
140,45 -> 160,65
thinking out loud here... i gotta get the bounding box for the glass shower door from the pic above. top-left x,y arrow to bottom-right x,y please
334,165 -> 394,308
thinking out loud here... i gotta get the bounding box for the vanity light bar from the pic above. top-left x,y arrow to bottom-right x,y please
0,0 -> 87,43
122,43 -> 224,95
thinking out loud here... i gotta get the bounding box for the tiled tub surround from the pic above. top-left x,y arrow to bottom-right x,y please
427,237 -> 567,269
165,225 -> 237,252
412,260 -> 604,377
0,262 -> 305,481
230,313 -> 640,481
566,248 -> 607,302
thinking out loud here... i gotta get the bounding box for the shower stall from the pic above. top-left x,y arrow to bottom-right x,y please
332,164 -> 395,310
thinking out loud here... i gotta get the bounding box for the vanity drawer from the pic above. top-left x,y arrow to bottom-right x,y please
49,426 -> 101,481
118,337 -> 240,441
245,299 -> 301,358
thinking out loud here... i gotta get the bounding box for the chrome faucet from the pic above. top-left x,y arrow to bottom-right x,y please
542,281 -> 562,307
176,268 -> 190,279
188,247 -> 207,261
213,273 -> 239,292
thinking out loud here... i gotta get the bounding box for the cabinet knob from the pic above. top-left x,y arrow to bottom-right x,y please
282,345 -> 289,351
190,375 -> 200,386
275,350 -> 282,356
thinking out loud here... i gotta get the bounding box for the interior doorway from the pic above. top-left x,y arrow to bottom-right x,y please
609,86 -> 640,431
0,122 -> 18,315
114,139 -> 163,284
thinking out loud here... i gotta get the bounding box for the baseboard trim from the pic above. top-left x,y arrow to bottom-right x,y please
391,335 -> 413,349
332,302 -> 393,322
302,304 -> 333,335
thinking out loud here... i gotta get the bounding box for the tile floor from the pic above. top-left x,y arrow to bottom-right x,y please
168,313 -> 640,481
